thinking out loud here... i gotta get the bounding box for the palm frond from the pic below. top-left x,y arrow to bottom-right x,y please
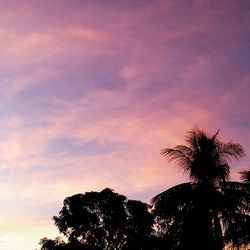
219,142 -> 245,160
151,182 -> 195,205
211,129 -> 220,141
161,147 -> 192,171
239,169 -> 250,184
185,129 -> 203,151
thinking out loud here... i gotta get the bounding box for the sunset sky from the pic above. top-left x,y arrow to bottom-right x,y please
0,1 -> 250,249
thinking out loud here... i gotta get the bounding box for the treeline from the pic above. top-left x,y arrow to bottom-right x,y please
38,130 -> 250,250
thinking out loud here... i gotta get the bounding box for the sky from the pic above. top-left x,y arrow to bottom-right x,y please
0,0 -> 250,249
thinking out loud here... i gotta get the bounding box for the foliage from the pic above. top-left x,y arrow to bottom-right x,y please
240,168 -> 250,184
39,188 -> 154,250
152,129 -> 249,250
39,237 -> 66,250
160,129 -> 244,184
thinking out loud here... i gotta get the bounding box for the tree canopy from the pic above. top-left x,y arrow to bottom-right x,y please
39,188 -> 154,250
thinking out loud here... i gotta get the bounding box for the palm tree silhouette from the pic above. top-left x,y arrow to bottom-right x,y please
152,129 -> 249,250
240,168 -> 250,184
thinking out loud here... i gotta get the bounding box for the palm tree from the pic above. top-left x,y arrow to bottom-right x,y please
151,129 -> 249,250
240,168 -> 250,184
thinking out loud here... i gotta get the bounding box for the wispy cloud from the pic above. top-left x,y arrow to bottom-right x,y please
0,1 -> 249,249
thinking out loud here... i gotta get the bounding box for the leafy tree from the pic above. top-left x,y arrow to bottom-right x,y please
39,188 -> 154,250
151,129 -> 249,250
39,237 -> 66,250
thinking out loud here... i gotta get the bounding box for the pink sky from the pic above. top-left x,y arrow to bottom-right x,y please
0,1 -> 250,249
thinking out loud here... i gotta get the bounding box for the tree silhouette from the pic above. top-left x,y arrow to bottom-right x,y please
240,168 -> 250,184
225,168 -> 250,247
39,237 -> 66,250
38,129 -> 250,250
39,188 -> 155,250
151,129 -> 249,250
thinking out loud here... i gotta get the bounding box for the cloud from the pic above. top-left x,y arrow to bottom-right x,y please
0,1 -> 249,249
